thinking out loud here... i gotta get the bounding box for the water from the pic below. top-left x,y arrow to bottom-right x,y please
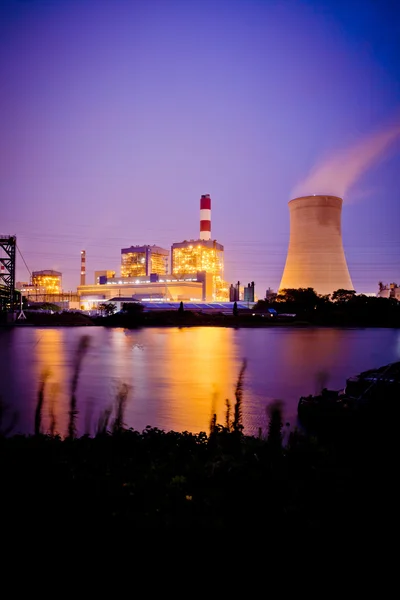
1,326 -> 399,438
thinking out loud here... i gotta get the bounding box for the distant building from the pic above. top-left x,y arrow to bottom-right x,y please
95,270 -> 116,284
32,270 -> 62,294
171,239 -> 228,300
265,287 -> 276,301
244,282 -> 255,303
377,282 -> 400,301
16,279 -> 78,305
77,271 -> 214,308
229,281 -> 240,302
121,245 -> 169,278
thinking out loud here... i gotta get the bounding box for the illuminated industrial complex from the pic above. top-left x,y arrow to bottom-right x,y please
75,193 -> 230,305
171,240 -> 226,300
31,270 -> 62,294
121,245 -> 169,278
7,195 -> 243,311
169,195 -> 228,301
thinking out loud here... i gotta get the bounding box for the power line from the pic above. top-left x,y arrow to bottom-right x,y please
17,244 -> 32,280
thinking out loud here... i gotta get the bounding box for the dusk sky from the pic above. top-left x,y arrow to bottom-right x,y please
1,0 -> 399,295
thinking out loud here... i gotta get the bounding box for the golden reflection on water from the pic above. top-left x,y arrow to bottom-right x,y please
32,328 -> 68,435
282,327 -> 350,393
158,327 -> 240,433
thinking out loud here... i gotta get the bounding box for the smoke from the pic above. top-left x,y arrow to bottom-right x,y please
292,119 -> 400,201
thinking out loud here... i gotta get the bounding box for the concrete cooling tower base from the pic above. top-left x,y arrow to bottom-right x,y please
279,195 -> 354,296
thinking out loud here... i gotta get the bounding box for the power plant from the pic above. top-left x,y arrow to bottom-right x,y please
69,194 -> 230,306
279,195 -> 354,296
171,194 -> 227,300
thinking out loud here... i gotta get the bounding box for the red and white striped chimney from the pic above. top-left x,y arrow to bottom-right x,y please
80,250 -> 86,286
200,194 -> 211,240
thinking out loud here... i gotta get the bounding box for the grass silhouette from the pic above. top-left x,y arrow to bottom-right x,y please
1,345 -> 397,533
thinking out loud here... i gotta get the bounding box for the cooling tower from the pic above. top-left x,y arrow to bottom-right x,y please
279,195 -> 353,296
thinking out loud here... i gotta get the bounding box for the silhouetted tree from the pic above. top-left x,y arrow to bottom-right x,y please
98,302 -> 117,316
233,301 -> 238,316
331,289 -> 356,303
178,301 -> 184,314
122,302 -> 144,314
277,287 -> 319,305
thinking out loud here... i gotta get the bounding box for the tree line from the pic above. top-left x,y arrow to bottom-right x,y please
254,287 -> 400,326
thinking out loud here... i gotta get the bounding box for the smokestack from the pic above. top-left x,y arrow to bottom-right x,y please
200,194 -> 211,240
80,250 -> 86,286
279,195 -> 353,296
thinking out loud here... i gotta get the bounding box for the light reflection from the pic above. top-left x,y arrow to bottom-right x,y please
32,328 -> 69,435
156,327 -> 240,433
281,328 -> 346,395
4,327 -> 400,438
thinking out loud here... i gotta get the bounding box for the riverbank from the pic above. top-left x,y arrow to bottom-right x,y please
1,402 -> 397,533
1,342 -> 398,532
4,308 -> 400,328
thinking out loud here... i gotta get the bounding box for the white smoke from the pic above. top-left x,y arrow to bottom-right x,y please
292,119 -> 400,201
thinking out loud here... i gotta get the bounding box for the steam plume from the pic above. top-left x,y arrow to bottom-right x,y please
292,119 -> 400,200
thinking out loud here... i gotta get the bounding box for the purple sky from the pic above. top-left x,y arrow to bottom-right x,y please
1,0 -> 399,295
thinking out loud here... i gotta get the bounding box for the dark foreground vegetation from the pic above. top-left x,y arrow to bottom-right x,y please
1,340 -> 398,533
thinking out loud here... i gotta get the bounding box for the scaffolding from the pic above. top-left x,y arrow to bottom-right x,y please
0,235 -> 16,314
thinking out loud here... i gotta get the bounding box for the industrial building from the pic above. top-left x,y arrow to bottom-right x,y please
77,271 -> 213,310
76,194 -> 230,308
244,282 -> 255,303
279,195 -> 353,296
171,239 -> 227,300
229,281 -> 241,301
170,194 -> 228,301
121,245 -> 169,278
377,282 -> 400,301
31,270 -> 62,294
95,270 -> 116,284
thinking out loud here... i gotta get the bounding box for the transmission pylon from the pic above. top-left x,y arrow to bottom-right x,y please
0,235 -> 16,315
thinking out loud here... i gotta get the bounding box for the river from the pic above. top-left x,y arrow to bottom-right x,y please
1,325 -> 399,438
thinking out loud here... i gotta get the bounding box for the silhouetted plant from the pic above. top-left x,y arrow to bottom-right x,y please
209,412 -> 217,435
47,382 -> 60,437
233,359 -> 247,434
112,382 -> 131,434
68,335 -> 91,438
96,405 -> 113,436
35,368 -> 50,436
267,400 -> 283,451
233,301 -> 238,317
0,396 -> 19,437
178,301 -> 184,315
225,398 -> 231,430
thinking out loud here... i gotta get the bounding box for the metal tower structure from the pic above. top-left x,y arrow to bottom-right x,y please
0,235 -> 16,313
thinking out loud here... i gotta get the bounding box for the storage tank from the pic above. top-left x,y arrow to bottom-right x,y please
279,195 -> 354,296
